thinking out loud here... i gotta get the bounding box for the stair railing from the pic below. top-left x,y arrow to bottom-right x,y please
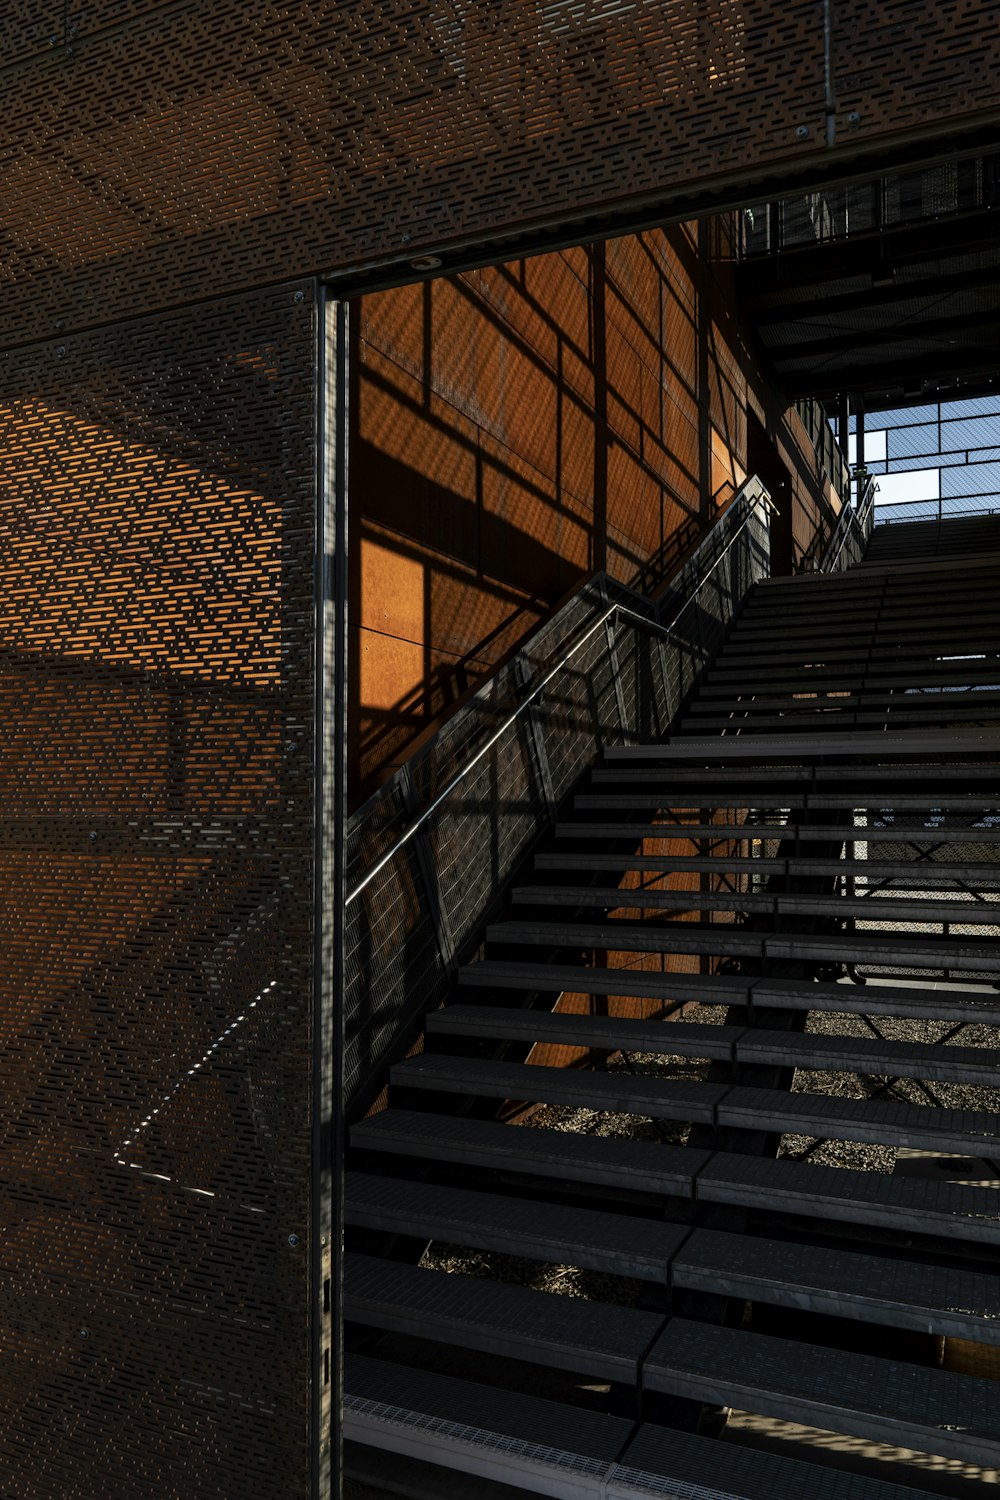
821,468 -> 878,572
343,475 -> 773,1117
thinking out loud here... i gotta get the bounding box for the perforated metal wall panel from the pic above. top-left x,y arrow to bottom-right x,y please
0,283 -> 318,1497
3,1 -> 1000,344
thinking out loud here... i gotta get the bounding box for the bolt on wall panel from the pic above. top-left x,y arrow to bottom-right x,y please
0,284 -> 318,1497
2,1 -> 1000,343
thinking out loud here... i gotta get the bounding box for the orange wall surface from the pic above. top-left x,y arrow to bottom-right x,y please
351,221 -> 837,802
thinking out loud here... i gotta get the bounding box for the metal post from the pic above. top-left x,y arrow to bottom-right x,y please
400,763 -> 459,979
314,287 -> 349,1500
605,616 -> 631,745
838,393 -> 850,460
515,654 -> 559,822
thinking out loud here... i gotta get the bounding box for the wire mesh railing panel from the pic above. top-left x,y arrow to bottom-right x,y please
345,786 -> 449,1117
536,633 -> 623,803
848,811 -> 1000,983
0,286 -> 316,1497
822,473 -> 877,569
431,714 -> 542,952
614,628 -> 642,740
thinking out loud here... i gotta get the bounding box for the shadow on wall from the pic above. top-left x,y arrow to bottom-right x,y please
350,227 -> 749,802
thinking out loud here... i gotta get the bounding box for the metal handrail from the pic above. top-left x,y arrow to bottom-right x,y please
347,482 -> 773,905
822,470 -> 877,571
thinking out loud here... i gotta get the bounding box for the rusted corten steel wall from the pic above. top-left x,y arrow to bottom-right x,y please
0,284 -> 318,1497
2,1 -> 999,347
351,223 -> 840,800
351,227 -> 745,793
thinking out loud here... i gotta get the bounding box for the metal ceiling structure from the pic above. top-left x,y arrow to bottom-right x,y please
738,154 -> 1000,413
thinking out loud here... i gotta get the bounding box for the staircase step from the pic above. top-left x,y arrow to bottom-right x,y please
485,917 -> 766,959
698,1150 -> 1000,1243
426,1003 -> 740,1060
680,707 -> 1000,735
575,792 -> 809,810
459,959 -> 1000,1026
753,976 -> 1000,1027
346,1352 -> 953,1500
615,1420 -> 941,1500
680,705 -> 1000,734
458,959 -> 749,1007
345,1172 -> 691,1279
486,918 -> 1000,973
735,1029 -> 1000,1087
535,850 -> 1000,884
554,818 -> 1000,843
603,729 -> 1000,760
589,765 -> 815,784
511,884 -> 1000,927
344,1252 -> 667,1379
719,1086 -> 1000,1157
390,1057 -> 1000,1154
644,1319 -> 1000,1466
705,667 -> 1000,692
672,1228 -> 1000,1344
536,850 -> 787,876
390,1054 -> 726,1124
700,665 -> 1000,693
687,692 -> 1000,719
483,918 -> 774,967
581,786 -> 1000,811
344,1353 -> 636,1467
350,1108 -> 711,1196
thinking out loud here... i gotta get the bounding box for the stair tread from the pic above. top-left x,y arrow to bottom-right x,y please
427,1007 -> 998,1085
350,1108 -> 710,1193
673,1228 -> 1000,1341
753,975 -> 1000,1026
736,1028 -> 1000,1084
603,729 -> 1000,759
720,1085 -> 1000,1153
535,851 -> 1000,883
345,1252 -> 666,1377
345,1171 -> 691,1277
680,709 -> 1000,733
345,1352 -> 635,1462
426,1003 -> 740,1059
486,917 -> 767,958
688,693 -> 1000,715
486,918 -> 1000,970
617,1419 -> 941,1500
700,670 -> 1000,693
458,959 -> 749,1005
578,790 -> 1000,810
698,1150 -> 1000,1242
554,819 -> 1000,840
511,884 -> 1000,926
391,1053 -> 726,1122
459,959 -> 1000,1024
645,1319 -> 1000,1466
345,1354 -> 946,1500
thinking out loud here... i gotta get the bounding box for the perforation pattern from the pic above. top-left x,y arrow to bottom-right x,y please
0,284 -> 316,1497
3,2 -> 999,344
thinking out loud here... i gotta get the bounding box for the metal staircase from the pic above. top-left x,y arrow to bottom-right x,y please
343,515 -> 1000,1499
